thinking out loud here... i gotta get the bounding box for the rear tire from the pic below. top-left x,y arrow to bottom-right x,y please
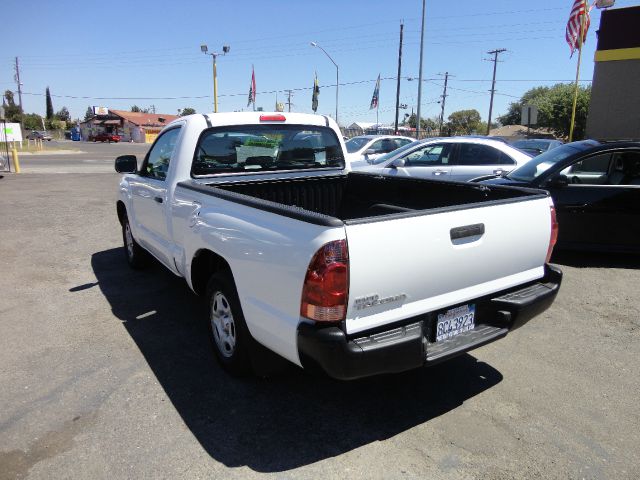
206,272 -> 252,376
122,215 -> 148,269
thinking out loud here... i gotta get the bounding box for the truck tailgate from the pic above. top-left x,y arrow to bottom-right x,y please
344,196 -> 552,334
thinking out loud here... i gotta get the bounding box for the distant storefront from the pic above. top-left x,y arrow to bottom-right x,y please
80,109 -> 179,143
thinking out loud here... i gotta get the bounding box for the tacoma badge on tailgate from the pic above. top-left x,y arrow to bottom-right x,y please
354,293 -> 407,311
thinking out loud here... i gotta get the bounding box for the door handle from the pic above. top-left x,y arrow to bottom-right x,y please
432,170 -> 447,176
450,223 -> 485,241
154,196 -> 163,204
493,169 -> 505,175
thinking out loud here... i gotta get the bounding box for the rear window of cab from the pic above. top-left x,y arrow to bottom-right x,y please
192,125 -> 345,176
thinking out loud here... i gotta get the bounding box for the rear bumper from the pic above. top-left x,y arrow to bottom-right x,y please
297,264 -> 562,380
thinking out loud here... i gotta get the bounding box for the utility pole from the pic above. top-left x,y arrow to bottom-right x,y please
14,57 -> 24,127
285,90 -> 294,112
416,0 -> 426,140
394,21 -> 404,135
486,48 -> 506,135
438,72 -> 451,135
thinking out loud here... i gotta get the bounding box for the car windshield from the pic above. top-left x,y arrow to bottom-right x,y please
369,140 -> 420,165
192,124 -> 344,176
345,137 -> 370,153
507,143 -> 585,182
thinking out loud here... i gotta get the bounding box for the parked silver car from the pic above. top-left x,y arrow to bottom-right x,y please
26,130 -> 53,141
353,137 -> 533,182
345,135 -> 414,167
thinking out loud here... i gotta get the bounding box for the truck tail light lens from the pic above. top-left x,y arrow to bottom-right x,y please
546,204 -> 558,263
301,240 -> 349,322
259,114 -> 286,122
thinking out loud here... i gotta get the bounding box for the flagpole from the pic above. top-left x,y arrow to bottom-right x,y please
569,0 -> 587,142
376,102 -> 379,134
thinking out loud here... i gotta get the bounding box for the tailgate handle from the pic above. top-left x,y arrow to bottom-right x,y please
450,223 -> 485,241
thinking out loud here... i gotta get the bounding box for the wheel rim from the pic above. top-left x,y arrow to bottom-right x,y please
210,291 -> 236,358
124,222 -> 134,259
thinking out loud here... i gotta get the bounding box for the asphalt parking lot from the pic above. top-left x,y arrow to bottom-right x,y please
1,147 -> 639,479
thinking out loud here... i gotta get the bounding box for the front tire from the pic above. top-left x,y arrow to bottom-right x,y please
206,272 -> 252,376
122,215 -> 148,269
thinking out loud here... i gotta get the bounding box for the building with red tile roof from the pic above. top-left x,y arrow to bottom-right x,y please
80,109 -> 180,143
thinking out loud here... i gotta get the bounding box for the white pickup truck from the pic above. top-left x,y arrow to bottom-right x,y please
115,112 -> 562,380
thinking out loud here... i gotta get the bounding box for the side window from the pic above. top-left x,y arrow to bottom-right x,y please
143,128 -> 181,180
498,151 -> 516,165
457,144 -> 502,166
561,153 -> 611,185
404,144 -> 451,167
395,138 -> 412,148
368,139 -> 385,154
605,151 -> 640,185
570,153 -> 611,174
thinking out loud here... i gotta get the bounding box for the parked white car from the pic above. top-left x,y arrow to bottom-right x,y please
345,135 -> 414,167
355,137 -> 533,182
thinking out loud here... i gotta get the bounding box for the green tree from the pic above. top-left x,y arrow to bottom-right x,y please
55,106 -> 71,123
45,87 -> 54,120
497,84 -> 591,139
130,105 -> 142,112
497,86 -> 550,126
3,90 -> 22,122
23,113 -> 43,131
179,107 -> 196,116
446,109 -> 482,135
404,114 -> 438,132
538,84 -> 591,140
84,106 -> 94,122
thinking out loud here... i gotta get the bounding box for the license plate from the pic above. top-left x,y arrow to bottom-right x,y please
436,304 -> 475,342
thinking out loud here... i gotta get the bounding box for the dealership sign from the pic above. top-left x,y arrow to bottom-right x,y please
93,106 -> 109,115
0,123 -> 23,142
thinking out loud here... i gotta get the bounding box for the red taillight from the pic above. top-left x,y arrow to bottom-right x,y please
546,205 -> 559,263
301,240 -> 349,322
259,114 -> 286,122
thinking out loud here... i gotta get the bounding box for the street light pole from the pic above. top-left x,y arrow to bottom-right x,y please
310,42 -> 339,125
416,0 -> 426,140
201,44 -> 230,113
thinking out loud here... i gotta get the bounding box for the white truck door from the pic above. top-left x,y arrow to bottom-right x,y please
130,127 -> 182,266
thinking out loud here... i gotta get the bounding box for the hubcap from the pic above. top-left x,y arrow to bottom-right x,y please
210,291 -> 236,358
125,223 -> 134,259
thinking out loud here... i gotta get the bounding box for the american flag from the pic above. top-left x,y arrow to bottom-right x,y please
247,66 -> 256,108
566,0 -> 591,57
370,74 -> 380,110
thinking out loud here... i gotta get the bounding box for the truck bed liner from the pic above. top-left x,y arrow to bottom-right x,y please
185,172 -> 546,223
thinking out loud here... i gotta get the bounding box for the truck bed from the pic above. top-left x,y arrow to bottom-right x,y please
182,172 -> 546,224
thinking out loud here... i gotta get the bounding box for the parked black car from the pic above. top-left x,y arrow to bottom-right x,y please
473,140 -> 640,253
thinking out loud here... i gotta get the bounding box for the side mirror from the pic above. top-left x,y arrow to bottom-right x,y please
390,158 -> 405,169
364,148 -> 376,156
545,174 -> 568,188
115,155 -> 138,174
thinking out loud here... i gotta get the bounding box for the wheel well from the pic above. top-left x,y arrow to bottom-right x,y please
116,201 -> 127,225
191,249 -> 232,296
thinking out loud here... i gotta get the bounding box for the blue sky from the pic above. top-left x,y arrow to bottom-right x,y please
2,0 -> 637,126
